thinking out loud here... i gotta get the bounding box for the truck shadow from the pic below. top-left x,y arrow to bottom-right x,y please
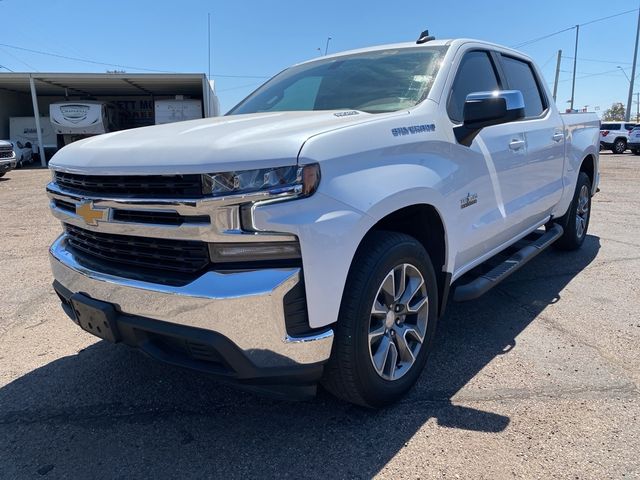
0,235 -> 601,478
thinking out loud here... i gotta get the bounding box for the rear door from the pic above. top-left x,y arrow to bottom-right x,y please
492,53 -> 565,238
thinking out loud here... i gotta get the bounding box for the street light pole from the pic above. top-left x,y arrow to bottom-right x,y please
324,37 -> 332,56
626,7 -> 640,122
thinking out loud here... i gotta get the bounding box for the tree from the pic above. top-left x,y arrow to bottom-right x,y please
602,102 -> 626,121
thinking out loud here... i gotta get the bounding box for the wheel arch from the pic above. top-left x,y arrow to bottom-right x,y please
580,153 -> 596,190
354,204 -> 450,318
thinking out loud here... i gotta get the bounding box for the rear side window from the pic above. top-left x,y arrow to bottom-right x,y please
448,51 -> 500,123
625,123 -> 636,130
500,55 -> 546,118
601,123 -> 621,130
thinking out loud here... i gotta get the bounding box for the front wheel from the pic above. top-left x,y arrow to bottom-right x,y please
322,231 -> 439,408
554,172 -> 592,250
613,138 -> 627,154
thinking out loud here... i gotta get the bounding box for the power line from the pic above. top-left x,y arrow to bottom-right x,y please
563,56 -> 632,65
0,42 -> 173,73
513,8 -> 638,49
0,63 -> 14,72
0,46 -> 38,71
0,41 -> 271,78
217,80 -> 266,93
512,27 -> 575,49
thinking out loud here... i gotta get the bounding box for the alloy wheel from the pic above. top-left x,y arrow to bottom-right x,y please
368,263 -> 429,381
576,184 -> 590,239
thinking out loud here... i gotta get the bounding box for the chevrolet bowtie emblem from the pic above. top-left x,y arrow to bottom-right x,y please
76,201 -> 109,226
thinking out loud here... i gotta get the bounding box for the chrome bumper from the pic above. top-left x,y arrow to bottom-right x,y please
50,235 -> 333,369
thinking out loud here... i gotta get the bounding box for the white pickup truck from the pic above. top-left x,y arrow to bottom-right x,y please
0,140 -> 17,177
47,36 -> 600,407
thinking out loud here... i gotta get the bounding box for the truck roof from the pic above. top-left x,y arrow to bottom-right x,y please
295,38 -> 530,67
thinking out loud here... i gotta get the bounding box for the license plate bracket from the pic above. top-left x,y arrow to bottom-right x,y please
70,293 -> 120,343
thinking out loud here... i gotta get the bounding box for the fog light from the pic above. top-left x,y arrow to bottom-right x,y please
209,241 -> 301,263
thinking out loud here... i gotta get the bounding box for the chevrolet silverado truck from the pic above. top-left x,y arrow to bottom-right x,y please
47,36 -> 600,407
0,140 -> 17,177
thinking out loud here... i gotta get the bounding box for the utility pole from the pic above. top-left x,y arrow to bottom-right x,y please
636,91 -> 639,122
626,7 -> 640,122
570,25 -> 579,112
552,49 -> 562,102
208,13 -> 211,79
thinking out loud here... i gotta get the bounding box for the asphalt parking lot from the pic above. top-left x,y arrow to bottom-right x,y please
1,153 -> 639,479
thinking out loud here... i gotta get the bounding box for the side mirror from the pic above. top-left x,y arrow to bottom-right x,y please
454,90 -> 525,147
16,141 -> 23,149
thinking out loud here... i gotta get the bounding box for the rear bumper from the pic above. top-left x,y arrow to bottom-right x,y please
49,235 -> 333,384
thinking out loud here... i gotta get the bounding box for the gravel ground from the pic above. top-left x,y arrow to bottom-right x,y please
0,153 -> 638,479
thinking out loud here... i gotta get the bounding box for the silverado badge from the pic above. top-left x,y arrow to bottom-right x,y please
76,201 -> 109,226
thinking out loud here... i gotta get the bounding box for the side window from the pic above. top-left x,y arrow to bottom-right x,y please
447,51 -> 500,123
624,123 -> 635,131
500,55 -> 546,118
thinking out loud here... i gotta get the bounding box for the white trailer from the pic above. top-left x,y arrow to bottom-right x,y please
154,98 -> 203,125
9,117 -> 57,151
50,101 -> 120,146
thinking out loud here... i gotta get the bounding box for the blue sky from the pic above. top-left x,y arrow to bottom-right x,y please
1,0 -> 639,114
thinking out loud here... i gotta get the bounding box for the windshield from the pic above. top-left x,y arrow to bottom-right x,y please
229,46 -> 447,115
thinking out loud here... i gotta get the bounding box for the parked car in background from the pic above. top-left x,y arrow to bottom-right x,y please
628,126 -> 640,155
2,140 -> 33,167
0,140 -> 17,177
600,122 -> 635,153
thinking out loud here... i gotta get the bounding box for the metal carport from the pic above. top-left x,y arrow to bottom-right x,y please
0,72 -> 217,166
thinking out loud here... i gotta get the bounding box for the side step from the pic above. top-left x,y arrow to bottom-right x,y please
453,224 -> 564,302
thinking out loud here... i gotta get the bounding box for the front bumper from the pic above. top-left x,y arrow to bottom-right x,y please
50,235 -> 333,384
0,158 -> 16,173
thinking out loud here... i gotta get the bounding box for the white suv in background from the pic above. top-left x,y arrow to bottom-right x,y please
600,122 -> 635,153
628,126 -> 640,155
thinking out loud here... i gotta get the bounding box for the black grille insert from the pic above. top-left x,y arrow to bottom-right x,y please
54,171 -> 204,198
112,210 -> 210,226
64,224 -> 210,279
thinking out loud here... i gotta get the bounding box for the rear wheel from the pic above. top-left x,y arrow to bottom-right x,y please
613,138 -> 627,154
553,172 -> 592,250
322,231 -> 439,408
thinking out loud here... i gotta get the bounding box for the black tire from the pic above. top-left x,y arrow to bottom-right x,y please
553,172 -> 592,250
613,138 -> 627,154
322,231 -> 439,408
0,172 -> 5,178
634,150 -> 640,156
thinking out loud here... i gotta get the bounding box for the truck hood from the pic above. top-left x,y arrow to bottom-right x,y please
50,110 -> 388,175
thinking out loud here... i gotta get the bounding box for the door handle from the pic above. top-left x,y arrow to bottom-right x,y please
552,132 -> 564,142
509,139 -> 526,151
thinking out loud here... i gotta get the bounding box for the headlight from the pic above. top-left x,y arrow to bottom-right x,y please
204,164 -> 320,198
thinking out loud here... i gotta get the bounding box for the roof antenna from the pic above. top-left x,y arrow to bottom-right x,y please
416,29 -> 435,44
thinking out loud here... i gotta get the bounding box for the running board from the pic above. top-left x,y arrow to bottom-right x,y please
452,224 -> 564,302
